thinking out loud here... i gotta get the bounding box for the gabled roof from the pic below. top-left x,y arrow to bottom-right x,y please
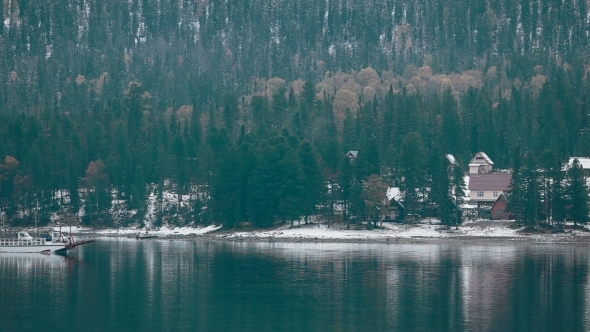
468,152 -> 494,167
347,151 -> 358,159
491,193 -> 509,208
387,187 -> 402,201
468,173 -> 512,191
386,187 -> 404,208
445,154 -> 457,165
565,157 -> 590,170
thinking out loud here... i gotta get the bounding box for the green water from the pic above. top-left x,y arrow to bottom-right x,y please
1,239 -> 589,331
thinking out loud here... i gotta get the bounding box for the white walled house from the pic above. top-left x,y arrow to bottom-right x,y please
468,173 -> 512,204
467,152 -> 512,206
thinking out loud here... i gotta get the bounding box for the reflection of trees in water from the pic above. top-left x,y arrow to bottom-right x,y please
15,241 -> 586,331
508,247 -> 589,332
117,242 -> 590,331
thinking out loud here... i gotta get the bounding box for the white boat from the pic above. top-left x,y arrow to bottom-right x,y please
0,231 -> 94,254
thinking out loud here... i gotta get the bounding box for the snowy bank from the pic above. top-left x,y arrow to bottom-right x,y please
210,220 -> 590,243
45,219 -> 590,244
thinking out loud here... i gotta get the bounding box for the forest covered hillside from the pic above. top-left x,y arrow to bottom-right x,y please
2,0 -> 590,111
1,0 -> 590,228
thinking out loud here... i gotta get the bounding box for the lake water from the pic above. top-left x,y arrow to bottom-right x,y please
1,239 -> 590,331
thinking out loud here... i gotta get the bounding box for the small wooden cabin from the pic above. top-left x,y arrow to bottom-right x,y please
384,198 -> 405,222
491,194 -> 511,220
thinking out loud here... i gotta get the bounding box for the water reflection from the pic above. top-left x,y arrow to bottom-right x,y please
1,240 -> 590,331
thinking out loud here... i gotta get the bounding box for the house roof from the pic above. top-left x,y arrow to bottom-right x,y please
468,151 -> 494,167
491,193 -> 509,209
565,157 -> 590,170
468,173 -> 512,191
387,187 -> 402,201
347,151 -> 358,159
445,154 -> 457,165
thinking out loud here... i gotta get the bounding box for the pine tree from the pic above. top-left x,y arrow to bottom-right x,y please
567,158 -> 589,225
538,150 -> 559,226
272,88 -> 289,129
129,165 -> 146,211
361,175 -> 388,228
297,140 -> 325,222
223,94 -> 239,133
340,154 -> 354,222
552,165 -> 568,228
321,139 -> 341,216
82,160 -> 111,226
279,149 -> 307,227
441,87 -> 461,155
172,135 -> 187,207
510,155 -> 542,230
348,178 -> 364,225
431,153 -> 455,227
250,145 -> 283,227
399,132 -> 426,219
210,149 -> 240,228
451,163 -> 466,227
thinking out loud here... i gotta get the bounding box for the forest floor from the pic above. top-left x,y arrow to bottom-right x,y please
66,219 -> 590,245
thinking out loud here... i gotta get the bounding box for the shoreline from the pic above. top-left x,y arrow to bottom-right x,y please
76,221 -> 590,245
91,234 -> 590,245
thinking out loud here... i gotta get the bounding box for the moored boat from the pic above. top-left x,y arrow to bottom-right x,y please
0,231 -> 94,254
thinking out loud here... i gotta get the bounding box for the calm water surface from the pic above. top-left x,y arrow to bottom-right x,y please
1,239 -> 590,331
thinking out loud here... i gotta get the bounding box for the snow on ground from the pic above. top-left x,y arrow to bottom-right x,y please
210,219 -> 590,242
45,224 -> 222,237
52,218 -> 590,242
217,219 -> 527,240
157,224 -> 222,235
92,224 -> 222,236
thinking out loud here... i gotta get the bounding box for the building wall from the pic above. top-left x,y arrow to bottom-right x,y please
470,190 -> 504,203
491,198 -> 509,220
384,200 -> 405,222
469,164 -> 492,174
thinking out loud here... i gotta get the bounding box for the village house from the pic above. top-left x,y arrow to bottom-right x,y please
491,194 -> 511,220
346,151 -> 358,163
564,157 -> 590,177
382,154 -> 460,223
468,152 -> 494,174
467,152 -> 512,207
383,187 -> 405,222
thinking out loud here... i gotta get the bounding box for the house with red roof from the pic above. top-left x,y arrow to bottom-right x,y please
467,152 -> 512,207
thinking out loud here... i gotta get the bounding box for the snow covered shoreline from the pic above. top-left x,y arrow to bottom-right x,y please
56,220 -> 590,244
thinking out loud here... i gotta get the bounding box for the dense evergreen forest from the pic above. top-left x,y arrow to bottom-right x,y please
1,0 -> 590,228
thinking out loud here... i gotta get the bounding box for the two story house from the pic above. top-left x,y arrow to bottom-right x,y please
467,152 -> 512,207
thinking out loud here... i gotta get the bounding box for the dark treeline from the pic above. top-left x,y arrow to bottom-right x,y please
1,66 -> 590,228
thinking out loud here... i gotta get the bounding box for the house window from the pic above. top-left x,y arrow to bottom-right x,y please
493,191 -> 498,197
386,208 -> 400,220
477,191 -> 484,197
